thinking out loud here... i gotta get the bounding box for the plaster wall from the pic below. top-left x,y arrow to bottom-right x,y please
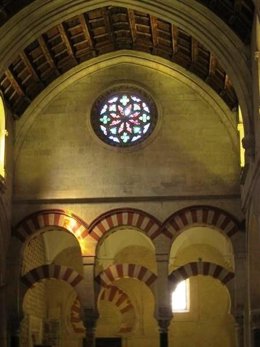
14,62 -> 240,201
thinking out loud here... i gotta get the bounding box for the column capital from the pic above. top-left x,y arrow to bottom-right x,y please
158,318 -> 171,334
155,305 -> 173,320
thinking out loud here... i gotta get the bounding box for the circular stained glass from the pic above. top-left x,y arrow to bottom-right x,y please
91,88 -> 157,147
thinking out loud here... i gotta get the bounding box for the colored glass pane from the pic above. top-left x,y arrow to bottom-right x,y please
91,89 -> 157,147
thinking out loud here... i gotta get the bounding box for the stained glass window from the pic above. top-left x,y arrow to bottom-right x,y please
91,88 -> 157,147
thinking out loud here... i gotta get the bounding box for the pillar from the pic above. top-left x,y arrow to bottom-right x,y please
82,253 -> 99,347
83,308 -> 98,347
244,183 -> 260,347
158,318 -> 171,347
9,316 -> 20,347
0,284 -> 7,347
252,310 -> 260,347
234,312 -> 244,347
155,251 -> 172,347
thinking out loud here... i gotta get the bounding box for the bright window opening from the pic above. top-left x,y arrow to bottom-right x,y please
237,106 -> 245,168
172,280 -> 189,312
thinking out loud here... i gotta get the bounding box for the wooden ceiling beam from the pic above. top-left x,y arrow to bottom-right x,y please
79,14 -> 95,54
37,36 -> 60,76
127,9 -> 137,46
19,52 -> 43,86
103,8 -> 115,47
5,68 -> 27,98
150,15 -> 159,50
57,23 -> 77,63
208,53 -> 217,76
171,24 -> 178,57
191,37 -> 199,66
0,6 -> 238,115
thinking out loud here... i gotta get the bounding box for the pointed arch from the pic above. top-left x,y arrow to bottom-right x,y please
169,261 -> 234,287
14,209 -> 89,243
96,264 -> 157,289
88,208 -> 161,243
162,205 -> 241,241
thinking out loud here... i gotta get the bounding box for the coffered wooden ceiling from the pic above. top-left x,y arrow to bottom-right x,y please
0,4 -> 252,117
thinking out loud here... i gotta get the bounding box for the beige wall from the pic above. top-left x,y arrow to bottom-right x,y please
14,60 -> 240,201
12,56 -> 242,347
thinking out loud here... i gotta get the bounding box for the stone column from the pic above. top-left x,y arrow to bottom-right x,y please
243,189 -> 260,347
9,316 -> 20,347
154,251 -> 172,347
251,310 -> 260,347
83,308 -> 98,347
0,283 -> 7,347
158,318 -> 171,347
234,312 -> 244,347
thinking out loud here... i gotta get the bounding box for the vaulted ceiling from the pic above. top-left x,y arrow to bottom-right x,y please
0,1 -> 254,117
0,0 -> 254,43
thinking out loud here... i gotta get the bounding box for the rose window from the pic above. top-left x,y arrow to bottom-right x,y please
91,89 -> 157,147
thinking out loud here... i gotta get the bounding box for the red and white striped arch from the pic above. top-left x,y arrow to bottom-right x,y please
96,264 -> 157,288
71,297 -> 85,334
169,261 -> 234,287
14,209 -> 89,242
88,208 -> 161,243
21,264 -> 84,290
70,286 -> 135,335
100,285 -> 134,314
163,206 -> 240,240
100,285 -> 135,334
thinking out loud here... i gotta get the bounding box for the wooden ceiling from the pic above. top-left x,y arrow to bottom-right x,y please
0,6 -> 241,117
0,0 -> 254,43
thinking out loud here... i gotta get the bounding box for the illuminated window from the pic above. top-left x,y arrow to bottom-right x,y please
0,96 -> 6,178
171,280 -> 189,312
91,87 -> 157,147
237,106 -> 245,167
